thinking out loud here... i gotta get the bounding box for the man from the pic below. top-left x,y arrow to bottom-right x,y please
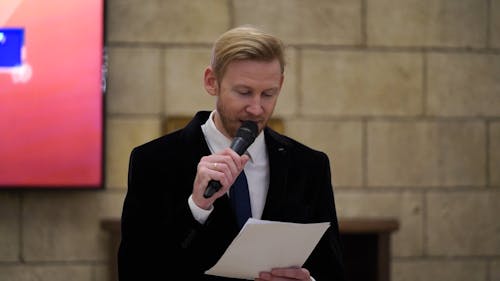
118,25 -> 344,281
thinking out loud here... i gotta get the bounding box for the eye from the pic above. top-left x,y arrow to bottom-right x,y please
262,90 -> 277,98
238,90 -> 251,95
235,88 -> 252,96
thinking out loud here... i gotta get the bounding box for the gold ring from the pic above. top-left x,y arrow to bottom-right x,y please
213,163 -> 218,169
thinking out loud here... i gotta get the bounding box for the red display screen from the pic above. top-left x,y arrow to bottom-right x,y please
0,0 -> 104,189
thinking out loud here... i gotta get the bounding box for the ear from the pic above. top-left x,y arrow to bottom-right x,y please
203,67 -> 218,96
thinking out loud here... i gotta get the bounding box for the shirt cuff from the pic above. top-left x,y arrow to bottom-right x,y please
188,195 -> 213,224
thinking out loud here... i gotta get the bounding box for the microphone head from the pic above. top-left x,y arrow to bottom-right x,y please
237,120 -> 258,142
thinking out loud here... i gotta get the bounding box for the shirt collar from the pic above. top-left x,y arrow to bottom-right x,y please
201,110 -> 266,164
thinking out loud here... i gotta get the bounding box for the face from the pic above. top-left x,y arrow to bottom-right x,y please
204,59 -> 284,138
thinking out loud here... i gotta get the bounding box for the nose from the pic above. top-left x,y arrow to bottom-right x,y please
245,95 -> 264,116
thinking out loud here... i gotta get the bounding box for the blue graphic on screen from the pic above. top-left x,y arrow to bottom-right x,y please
0,28 -> 24,67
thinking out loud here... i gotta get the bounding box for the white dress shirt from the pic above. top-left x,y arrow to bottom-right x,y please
188,110 -> 270,224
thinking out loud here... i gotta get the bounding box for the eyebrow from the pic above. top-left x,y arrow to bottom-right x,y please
232,84 -> 280,92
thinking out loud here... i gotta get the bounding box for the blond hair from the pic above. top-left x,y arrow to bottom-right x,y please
210,25 -> 285,80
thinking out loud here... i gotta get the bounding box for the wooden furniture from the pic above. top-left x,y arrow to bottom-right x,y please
339,218 -> 399,281
101,218 -> 398,281
101,219 -> 120,281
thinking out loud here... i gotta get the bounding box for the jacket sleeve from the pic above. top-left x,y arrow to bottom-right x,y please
117,144 -> 240,280
303,152 -> 345,281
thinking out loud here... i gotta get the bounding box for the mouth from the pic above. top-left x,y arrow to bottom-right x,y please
238,119 -> 261,131
239,119 -> 260,126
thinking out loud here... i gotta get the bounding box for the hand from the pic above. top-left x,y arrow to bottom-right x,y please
256,267 -> 312,281
192,148 -> 249,209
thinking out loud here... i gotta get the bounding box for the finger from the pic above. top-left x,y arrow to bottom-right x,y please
220,148 -> 250,181
196,162 -> 226,189
270,267 -> 310,280
223,148 -> 248,169
210,151 -> 243,184
192,167 -> 230,208
199,155 -> 234,184
206,153 -> 237,171
241,154 -> 250,166
199,151 -> 248,188
257,271 -> 272,281
212,159 -> 237,186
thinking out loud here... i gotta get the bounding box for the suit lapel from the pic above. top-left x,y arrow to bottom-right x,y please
261,128 -> 291,220
180,111 -> 212,161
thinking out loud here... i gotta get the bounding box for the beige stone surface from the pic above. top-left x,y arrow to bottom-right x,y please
301,50 -> 422,116
273,48 -> 298,117
336,191 -> 423,257
367,0 -> 487,47
0,265 -> 92,281
427,191 -> 500,256
22,191 -> 124,261
492,0 -> 500,47
233,0 -> 361,45
94,264 -> 108,281
367,121 -> 486,187
106,0 -> 229,43
490,122 -> 500,186
286,119 -> 363,187
427,53 -> 500,117
392,260 -> 486,281
0,193 -> 19,261
107,47 -> 163,115
491,259 -> 500,281
163,48 -> 213,115
105,117 -> 161,189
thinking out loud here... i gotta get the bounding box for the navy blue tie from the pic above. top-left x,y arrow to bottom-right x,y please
230,171 -> 252,229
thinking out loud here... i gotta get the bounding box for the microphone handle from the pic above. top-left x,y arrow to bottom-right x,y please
203,137 -> 250,199
203,180 -> 222,198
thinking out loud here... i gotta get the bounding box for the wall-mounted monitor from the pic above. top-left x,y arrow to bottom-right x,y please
0,0 -> 105,189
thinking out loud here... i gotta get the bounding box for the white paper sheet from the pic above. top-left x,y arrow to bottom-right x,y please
205,218 -> 330,280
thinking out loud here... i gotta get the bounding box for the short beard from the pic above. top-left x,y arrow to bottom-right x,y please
215,100 -> 239,138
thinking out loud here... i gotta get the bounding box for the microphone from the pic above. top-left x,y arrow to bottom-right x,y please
203,120 -> 258,198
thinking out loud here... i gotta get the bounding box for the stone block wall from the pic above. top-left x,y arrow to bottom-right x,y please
1,0 -> 499,280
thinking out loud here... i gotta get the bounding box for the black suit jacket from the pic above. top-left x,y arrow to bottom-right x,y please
118,111 -> 344,281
